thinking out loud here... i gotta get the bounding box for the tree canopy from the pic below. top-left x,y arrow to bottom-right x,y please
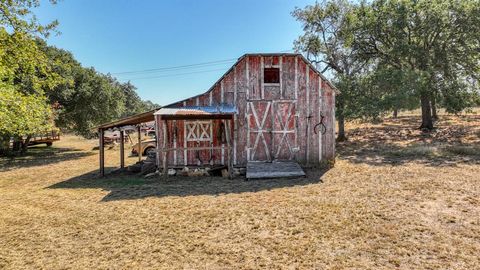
37,41 -> 159,137
0,0 -> 58,36
293,0 -> 386,140
353,0 -> 480,129
293,0 -> 480,138
0,0 -> 159,154
0,0 -> 60,154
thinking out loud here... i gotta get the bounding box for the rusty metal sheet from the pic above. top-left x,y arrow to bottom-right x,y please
155,105 -> 237,116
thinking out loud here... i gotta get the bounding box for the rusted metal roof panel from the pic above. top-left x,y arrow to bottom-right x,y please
154,105 -> 237,116
97,108 -> 159,129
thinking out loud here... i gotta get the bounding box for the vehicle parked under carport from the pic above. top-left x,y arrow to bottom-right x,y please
131,138 -> 156,156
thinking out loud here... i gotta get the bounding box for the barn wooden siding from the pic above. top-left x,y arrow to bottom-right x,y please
155,54 -> 336,167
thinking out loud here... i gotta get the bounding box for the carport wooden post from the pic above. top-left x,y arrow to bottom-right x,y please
99,128 -> 105,177
137,125 -> 142,162
119,130 -> 125,168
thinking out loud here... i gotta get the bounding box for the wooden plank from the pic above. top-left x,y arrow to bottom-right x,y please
260,56 -> 264,99
248,56 -> 261,100
236,58 -> 248,166
332,90 -> 336,158
155,115 -> 162,169
279,56 -> 283,98
246,101 -> 251,161
246,161 -> 305,179
119,130 -> 125,168
99,128 -> 105,177
210,120 -> 219,165
309,69 -> 319,164
137,126 -> 142,162
305,65 -> 310,165
221,120 -> 225,165
198,93 -> 209,106
212,83 -> 222,105
246,56 -> 250,100
162,120 -> 168,175
225,120 -> 233,179
221,80 -> 224,103
233,66 -> 237,165
173,120 -> 177,166
318,76 -> 323,163
174,120 -> 184,165
223,70 -> 234,105
183,119 -> 188,165
295,56 -> 298,100
296,59 -> 307,163
282,56 -> 295,99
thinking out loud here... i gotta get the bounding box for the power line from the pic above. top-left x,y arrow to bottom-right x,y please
111,49 -> 296,76
125,67 -> 230,80
112,58 -> 237,75
113,49 -> 297,79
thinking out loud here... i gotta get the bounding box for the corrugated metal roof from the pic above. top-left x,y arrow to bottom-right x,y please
154,105 -> 237,116
97,108 -> 160,130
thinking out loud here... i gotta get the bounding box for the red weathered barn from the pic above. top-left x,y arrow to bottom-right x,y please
154,53 -> 337,177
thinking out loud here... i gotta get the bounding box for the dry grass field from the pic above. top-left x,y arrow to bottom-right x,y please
1,112 -> 479,269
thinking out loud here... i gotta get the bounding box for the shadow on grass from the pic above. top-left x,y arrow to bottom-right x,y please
48,168 -> 328,202
0,145 -> 94,172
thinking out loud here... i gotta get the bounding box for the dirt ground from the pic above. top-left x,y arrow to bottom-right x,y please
0,113 -> 479,269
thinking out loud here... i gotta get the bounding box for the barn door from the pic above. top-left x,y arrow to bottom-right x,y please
247,101 -> 272,161
272,101 -> 297,160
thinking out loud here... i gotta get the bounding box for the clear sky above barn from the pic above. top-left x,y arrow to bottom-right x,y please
35,0 -> 312,105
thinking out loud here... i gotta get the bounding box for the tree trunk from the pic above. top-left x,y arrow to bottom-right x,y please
420,93 -> 434,130
0,136 -> 11,156
335,95 -> 347,141
393,109 -> 398,118
431,95 -> 438,120
21,136 -> 31,153
337,112 -> 347,142
12,138 -> 21,152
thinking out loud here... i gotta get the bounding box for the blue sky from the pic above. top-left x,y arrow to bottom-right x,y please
36,0 -> 312,105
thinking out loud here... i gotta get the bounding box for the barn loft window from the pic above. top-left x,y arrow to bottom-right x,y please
264,68 -> 280,84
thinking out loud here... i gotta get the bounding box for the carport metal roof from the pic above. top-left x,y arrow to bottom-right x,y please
97,108 -> 160,130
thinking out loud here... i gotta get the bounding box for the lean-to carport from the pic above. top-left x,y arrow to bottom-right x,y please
96,109 -> 159,177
